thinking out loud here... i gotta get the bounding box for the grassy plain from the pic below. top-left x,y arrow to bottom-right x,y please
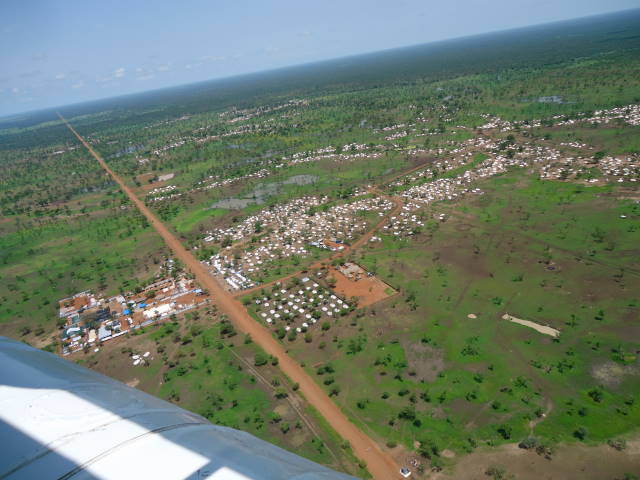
275,168 -> 640,468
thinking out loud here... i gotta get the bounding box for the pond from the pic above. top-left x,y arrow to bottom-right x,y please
210,174 -> 318,210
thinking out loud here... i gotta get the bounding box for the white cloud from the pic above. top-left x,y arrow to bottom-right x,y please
114,67 -> 125,78
134,66 -> 155,80
11,87 -> 20,94
31,52 -> 47,62
55,73 -> 66,80
201,55 -> 225,62
156,63 -> 171,72
71,80 -> 85,89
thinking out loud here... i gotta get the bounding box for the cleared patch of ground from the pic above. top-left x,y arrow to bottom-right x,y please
592,361 -> 640,388
436,440 -> 640,480
502,313 -> 561,337
403,341 -> 445,382
328,265 -> 395,307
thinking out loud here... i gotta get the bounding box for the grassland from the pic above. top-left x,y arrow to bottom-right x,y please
274,167 -> 639,472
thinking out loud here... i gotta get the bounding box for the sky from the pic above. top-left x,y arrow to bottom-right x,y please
1,0 -> 637,117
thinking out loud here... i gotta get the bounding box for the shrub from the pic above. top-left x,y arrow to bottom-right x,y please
485,466 -> 507,480
608,438 -> 627,451
497,424 -> 512,440
254,352 -> 268,366
574,426 -> 588,440
398,405 -> 416,421
270,412 -> 282,423
588,387 -> 604,403
518,437 -> 539,450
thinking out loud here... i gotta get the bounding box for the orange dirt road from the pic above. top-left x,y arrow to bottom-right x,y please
59,113 -> 401,480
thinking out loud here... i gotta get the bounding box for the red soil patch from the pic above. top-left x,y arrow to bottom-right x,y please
141,180 -> 166,192
328,264 -> 395,307
324,239 -> 347,250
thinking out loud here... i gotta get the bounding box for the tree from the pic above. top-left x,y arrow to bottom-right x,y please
254,352 -> 268,366
588,387 -> 604,403
497,424 -> 512,440
418,438 -> 440,459
485,466 -> 508,480
574,426 -> 588,440
398,405 -> 416,421
518,437 -> 539,450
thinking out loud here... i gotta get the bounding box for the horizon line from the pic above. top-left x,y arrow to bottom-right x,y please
1,6 -> 639,121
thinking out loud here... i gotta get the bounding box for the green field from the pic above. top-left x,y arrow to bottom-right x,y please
279,168 -> 639,468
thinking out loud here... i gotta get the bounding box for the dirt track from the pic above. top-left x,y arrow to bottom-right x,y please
59,114 -> 401,480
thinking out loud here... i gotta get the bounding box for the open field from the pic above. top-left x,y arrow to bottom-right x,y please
437,440 -> 640,480
340,168 -> 637,467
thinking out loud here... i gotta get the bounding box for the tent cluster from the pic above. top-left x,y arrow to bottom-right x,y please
204,196 -> 393,290
480,103 -> 640,132
282,143 -> 383,167
253,277 -> 351,334
194,168 -> 271,192
147,184 -> 179,202
218,99 -> 308,124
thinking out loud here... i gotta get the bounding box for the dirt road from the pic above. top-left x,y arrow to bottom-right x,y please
59,114 -> 401,480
